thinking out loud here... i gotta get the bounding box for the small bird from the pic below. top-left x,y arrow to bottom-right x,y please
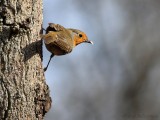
41,23 -> 93,71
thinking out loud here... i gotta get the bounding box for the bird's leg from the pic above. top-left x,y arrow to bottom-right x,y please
44,54 -> 54,72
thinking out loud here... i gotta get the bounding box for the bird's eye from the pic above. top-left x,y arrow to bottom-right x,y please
79,34 -> 83,37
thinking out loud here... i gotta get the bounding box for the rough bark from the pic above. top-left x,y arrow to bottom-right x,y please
0,0 -> 51,119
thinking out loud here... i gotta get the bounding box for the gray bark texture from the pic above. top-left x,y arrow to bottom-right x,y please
0,0 -> 51,120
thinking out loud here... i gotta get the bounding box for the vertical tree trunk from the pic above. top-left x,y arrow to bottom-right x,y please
0,0 -> 51,119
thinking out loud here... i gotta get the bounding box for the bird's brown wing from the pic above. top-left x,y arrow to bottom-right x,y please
42,31 -> 73,53
46,23 -> 66,33
53,40 -> 72,53
41,32 -> 57,44
54,32 -> 73,53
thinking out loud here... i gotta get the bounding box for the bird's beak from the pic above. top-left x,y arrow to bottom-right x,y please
85,40 -> 94,44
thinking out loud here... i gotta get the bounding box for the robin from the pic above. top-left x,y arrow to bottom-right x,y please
41,23 -> 93,71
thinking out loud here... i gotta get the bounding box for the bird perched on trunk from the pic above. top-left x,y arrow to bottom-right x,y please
41,23 -> 93,71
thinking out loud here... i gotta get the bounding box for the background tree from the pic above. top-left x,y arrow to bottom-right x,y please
0,0 -> 51,119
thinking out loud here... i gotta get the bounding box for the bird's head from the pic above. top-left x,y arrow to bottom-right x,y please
70,29 -> 93,46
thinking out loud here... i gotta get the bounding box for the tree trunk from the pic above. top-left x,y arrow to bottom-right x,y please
0,0 -> 51,119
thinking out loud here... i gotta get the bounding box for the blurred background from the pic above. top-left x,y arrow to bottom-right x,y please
43,0 -> 160,120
